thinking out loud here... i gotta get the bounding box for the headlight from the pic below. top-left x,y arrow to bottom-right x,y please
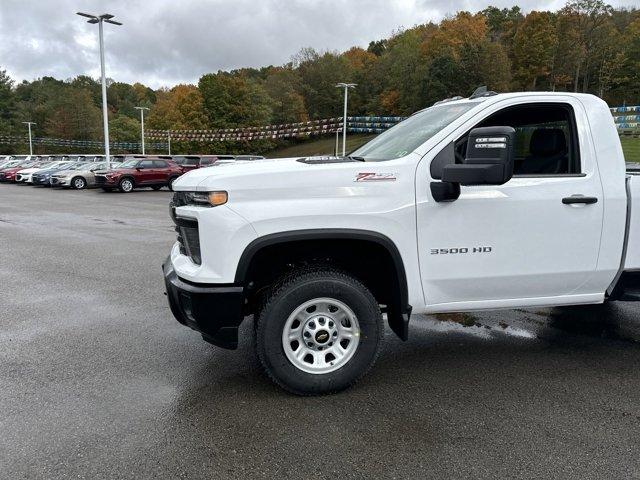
179,191 -> 228,207
190,191 -> 228,207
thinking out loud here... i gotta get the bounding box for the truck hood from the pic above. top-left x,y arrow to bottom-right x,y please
173,157 -> 367,191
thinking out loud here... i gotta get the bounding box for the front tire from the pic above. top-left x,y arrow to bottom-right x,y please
71,176 -> 87,190
256,269 -> 383,395
118,177 -> 134,193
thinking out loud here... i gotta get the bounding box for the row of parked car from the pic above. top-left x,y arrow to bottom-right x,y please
0,153 -> 264,192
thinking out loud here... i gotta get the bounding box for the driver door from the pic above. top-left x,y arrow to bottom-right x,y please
416,98 -> 604,310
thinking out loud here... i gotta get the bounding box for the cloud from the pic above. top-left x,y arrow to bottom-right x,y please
1,0 -> 638,89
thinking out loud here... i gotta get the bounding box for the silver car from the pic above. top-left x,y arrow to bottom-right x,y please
50,162 -> 107,189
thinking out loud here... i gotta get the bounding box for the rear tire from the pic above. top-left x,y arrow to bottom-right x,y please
256,268 -> 383,395
118,177 -> 134,193
168,176 -> 179,191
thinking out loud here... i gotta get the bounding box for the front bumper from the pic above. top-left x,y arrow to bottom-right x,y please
163,257 -> 245,349
50,176 -> 69,186
32,175 -> 51,185
95,175 -> 118,186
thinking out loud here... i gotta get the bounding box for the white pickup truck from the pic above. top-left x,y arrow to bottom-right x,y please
163,91 -> 640,395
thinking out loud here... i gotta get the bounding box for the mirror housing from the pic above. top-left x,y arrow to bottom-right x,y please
441,126 -> 515,186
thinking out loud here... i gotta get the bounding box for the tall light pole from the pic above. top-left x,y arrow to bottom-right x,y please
167,131 -> 171,155
336,83 -> 356,157
77,12 -> 122,170
135,106 -> 149,154
22,122 -> 36,155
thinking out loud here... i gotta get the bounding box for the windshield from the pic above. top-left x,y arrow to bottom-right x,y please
64,162 -> 86,170
351,102 -> 480,161
119,159 -> 139,168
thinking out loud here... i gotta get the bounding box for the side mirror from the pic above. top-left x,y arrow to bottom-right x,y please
442,126 -> 515,186
430,126 -> 515,203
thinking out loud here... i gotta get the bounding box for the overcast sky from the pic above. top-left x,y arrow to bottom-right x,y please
1,0 -> 638,89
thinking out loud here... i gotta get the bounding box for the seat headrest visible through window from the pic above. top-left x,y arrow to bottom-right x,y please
529,129 -> 567,157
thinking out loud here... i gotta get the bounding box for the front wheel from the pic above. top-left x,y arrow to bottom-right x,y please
71,176 -> 87,190
256,269 -> 383,395
118,177 -> 134,193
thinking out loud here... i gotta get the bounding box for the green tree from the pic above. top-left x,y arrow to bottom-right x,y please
0,69 -> 15,133
109,114 -> 140,142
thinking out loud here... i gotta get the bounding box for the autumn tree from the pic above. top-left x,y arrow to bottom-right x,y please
147,84 -> 208,130
513,11 -> 558,89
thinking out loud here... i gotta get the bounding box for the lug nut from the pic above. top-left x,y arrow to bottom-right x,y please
304,331 -> 311,338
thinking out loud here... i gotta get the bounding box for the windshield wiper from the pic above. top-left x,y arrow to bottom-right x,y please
346,155 -> 366,162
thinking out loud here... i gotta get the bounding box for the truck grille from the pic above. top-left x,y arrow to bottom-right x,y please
175,224 -> 201,265
170,193 -> 201,265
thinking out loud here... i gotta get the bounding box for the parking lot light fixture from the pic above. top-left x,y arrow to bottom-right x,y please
336,83 -> 356,157
22,122 -> 36,155
135,107 -> 150,154
76,12 -> 122,170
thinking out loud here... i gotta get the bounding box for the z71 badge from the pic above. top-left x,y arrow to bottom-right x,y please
355,172 -> 397,182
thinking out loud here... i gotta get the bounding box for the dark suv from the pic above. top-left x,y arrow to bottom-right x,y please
170,155 -> 217,173
94,157 -> 183,192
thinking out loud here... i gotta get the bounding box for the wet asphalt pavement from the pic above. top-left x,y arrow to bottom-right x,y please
1,183 -> 640,479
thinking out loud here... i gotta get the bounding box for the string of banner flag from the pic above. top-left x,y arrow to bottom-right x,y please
145,116 -> 407,142
1,109 -> 638,148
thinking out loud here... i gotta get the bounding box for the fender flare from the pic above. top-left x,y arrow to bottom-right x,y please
234,229 -> 412,339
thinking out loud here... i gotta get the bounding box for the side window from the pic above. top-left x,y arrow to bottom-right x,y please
153,160 -> 167,168
200,158 -> 211,165
432,103 -> 581,179
139,160 -> 154,169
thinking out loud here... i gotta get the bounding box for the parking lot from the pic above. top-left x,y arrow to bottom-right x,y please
1,183 -> 640,479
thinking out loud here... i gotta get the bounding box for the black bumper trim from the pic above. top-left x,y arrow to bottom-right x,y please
163,257 -> 245,349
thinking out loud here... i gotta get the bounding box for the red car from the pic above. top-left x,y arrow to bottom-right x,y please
94,157 -> 183,193
0,160 -> 40,182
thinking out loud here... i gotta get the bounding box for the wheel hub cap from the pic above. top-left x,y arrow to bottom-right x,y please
282,297 -> 360,375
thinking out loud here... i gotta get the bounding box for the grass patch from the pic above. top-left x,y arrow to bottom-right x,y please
621,136 -> 640,163
268,134 -> 377,159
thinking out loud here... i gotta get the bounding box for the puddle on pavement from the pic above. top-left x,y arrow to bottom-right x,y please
416,305 -> 640,345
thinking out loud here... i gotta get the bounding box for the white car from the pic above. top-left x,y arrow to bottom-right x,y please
15,161 -> 68,183
163,91 -> 639,395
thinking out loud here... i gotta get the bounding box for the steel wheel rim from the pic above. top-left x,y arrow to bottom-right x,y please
282,297 -> 360,375
121,179 -> 132,191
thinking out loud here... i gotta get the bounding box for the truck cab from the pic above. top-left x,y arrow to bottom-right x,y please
163,91 -> 637,395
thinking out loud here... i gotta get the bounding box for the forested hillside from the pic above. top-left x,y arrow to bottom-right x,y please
1,0 -> 639,154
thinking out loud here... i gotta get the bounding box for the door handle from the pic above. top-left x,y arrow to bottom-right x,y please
562,195 -> 598,205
